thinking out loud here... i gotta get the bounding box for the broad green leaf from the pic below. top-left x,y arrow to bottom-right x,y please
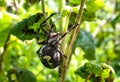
84,0 -> 105,21
74,66 -> 89,78
75,62 -> 102,78
74,29 -> 96,60
75,62 -> 115,82
7,68 -> 36,82
16,68 -> 36,82
10,13 -> 44,41
86,0 -> 105,13
84,62 -> 103,76
68,0 -> 105,21
101,63 -> 115,82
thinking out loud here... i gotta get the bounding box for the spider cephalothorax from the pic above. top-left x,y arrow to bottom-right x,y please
37,13 -> 78,69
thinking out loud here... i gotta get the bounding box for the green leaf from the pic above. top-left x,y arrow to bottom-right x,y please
74,29 -> 96,60
86,0 -> 105,13
7,68 -> 36,82
75,62 -> 115,82
83,0 -> 105,21
10,13 -> 44,41
75,66 -> 89,78
75,62 -> 103,78
101,63 -> 115,82
16,68 -> 36,82
68,0 -> 105,21
84,62 -> 103,76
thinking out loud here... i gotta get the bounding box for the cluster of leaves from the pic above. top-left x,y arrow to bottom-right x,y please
75,62 -> 115,82
67,0 -> 105,21
7,68 -> 36,82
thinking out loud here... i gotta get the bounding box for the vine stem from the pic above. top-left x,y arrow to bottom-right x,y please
67,0 -> 86,65
58,0 -> 86,82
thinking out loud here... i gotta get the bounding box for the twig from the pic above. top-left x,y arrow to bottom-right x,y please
0,33 -> 10,72
58,0 -> 86,82
67,0 -> 86,65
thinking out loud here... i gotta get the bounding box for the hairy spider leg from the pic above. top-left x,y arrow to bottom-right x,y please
53,24 -> 79,45
43,24 -> 56,45
37,13 -> 58,34
37,13 -> 58,45
57,24 -> 79,78
37,13 -> 61,45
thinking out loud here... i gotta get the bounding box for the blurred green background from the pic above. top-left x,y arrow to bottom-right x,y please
0,0 -> 120,82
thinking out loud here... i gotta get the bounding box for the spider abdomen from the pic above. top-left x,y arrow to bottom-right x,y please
37,44 -> 62,69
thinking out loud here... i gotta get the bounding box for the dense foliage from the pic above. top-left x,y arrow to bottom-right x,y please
0,0 -> 120,82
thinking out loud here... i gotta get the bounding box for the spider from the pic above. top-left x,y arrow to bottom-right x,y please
37,13 -> 78,69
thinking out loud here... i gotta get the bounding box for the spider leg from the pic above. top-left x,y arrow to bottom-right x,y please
40,13 -> 58,26
37,13 -> 59,44
40,24 -> 49,34
53,24 -> 79,45
37,20 -> 59,45
46,23 -> 55,40
46,15 -> 61,44
37,13 -> 58,34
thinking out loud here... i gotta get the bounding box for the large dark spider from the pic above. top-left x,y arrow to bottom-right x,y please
37,13 -> 78,69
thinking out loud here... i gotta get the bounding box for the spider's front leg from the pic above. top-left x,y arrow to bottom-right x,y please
36,13 -> 59,45
37,13 -> 58,34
